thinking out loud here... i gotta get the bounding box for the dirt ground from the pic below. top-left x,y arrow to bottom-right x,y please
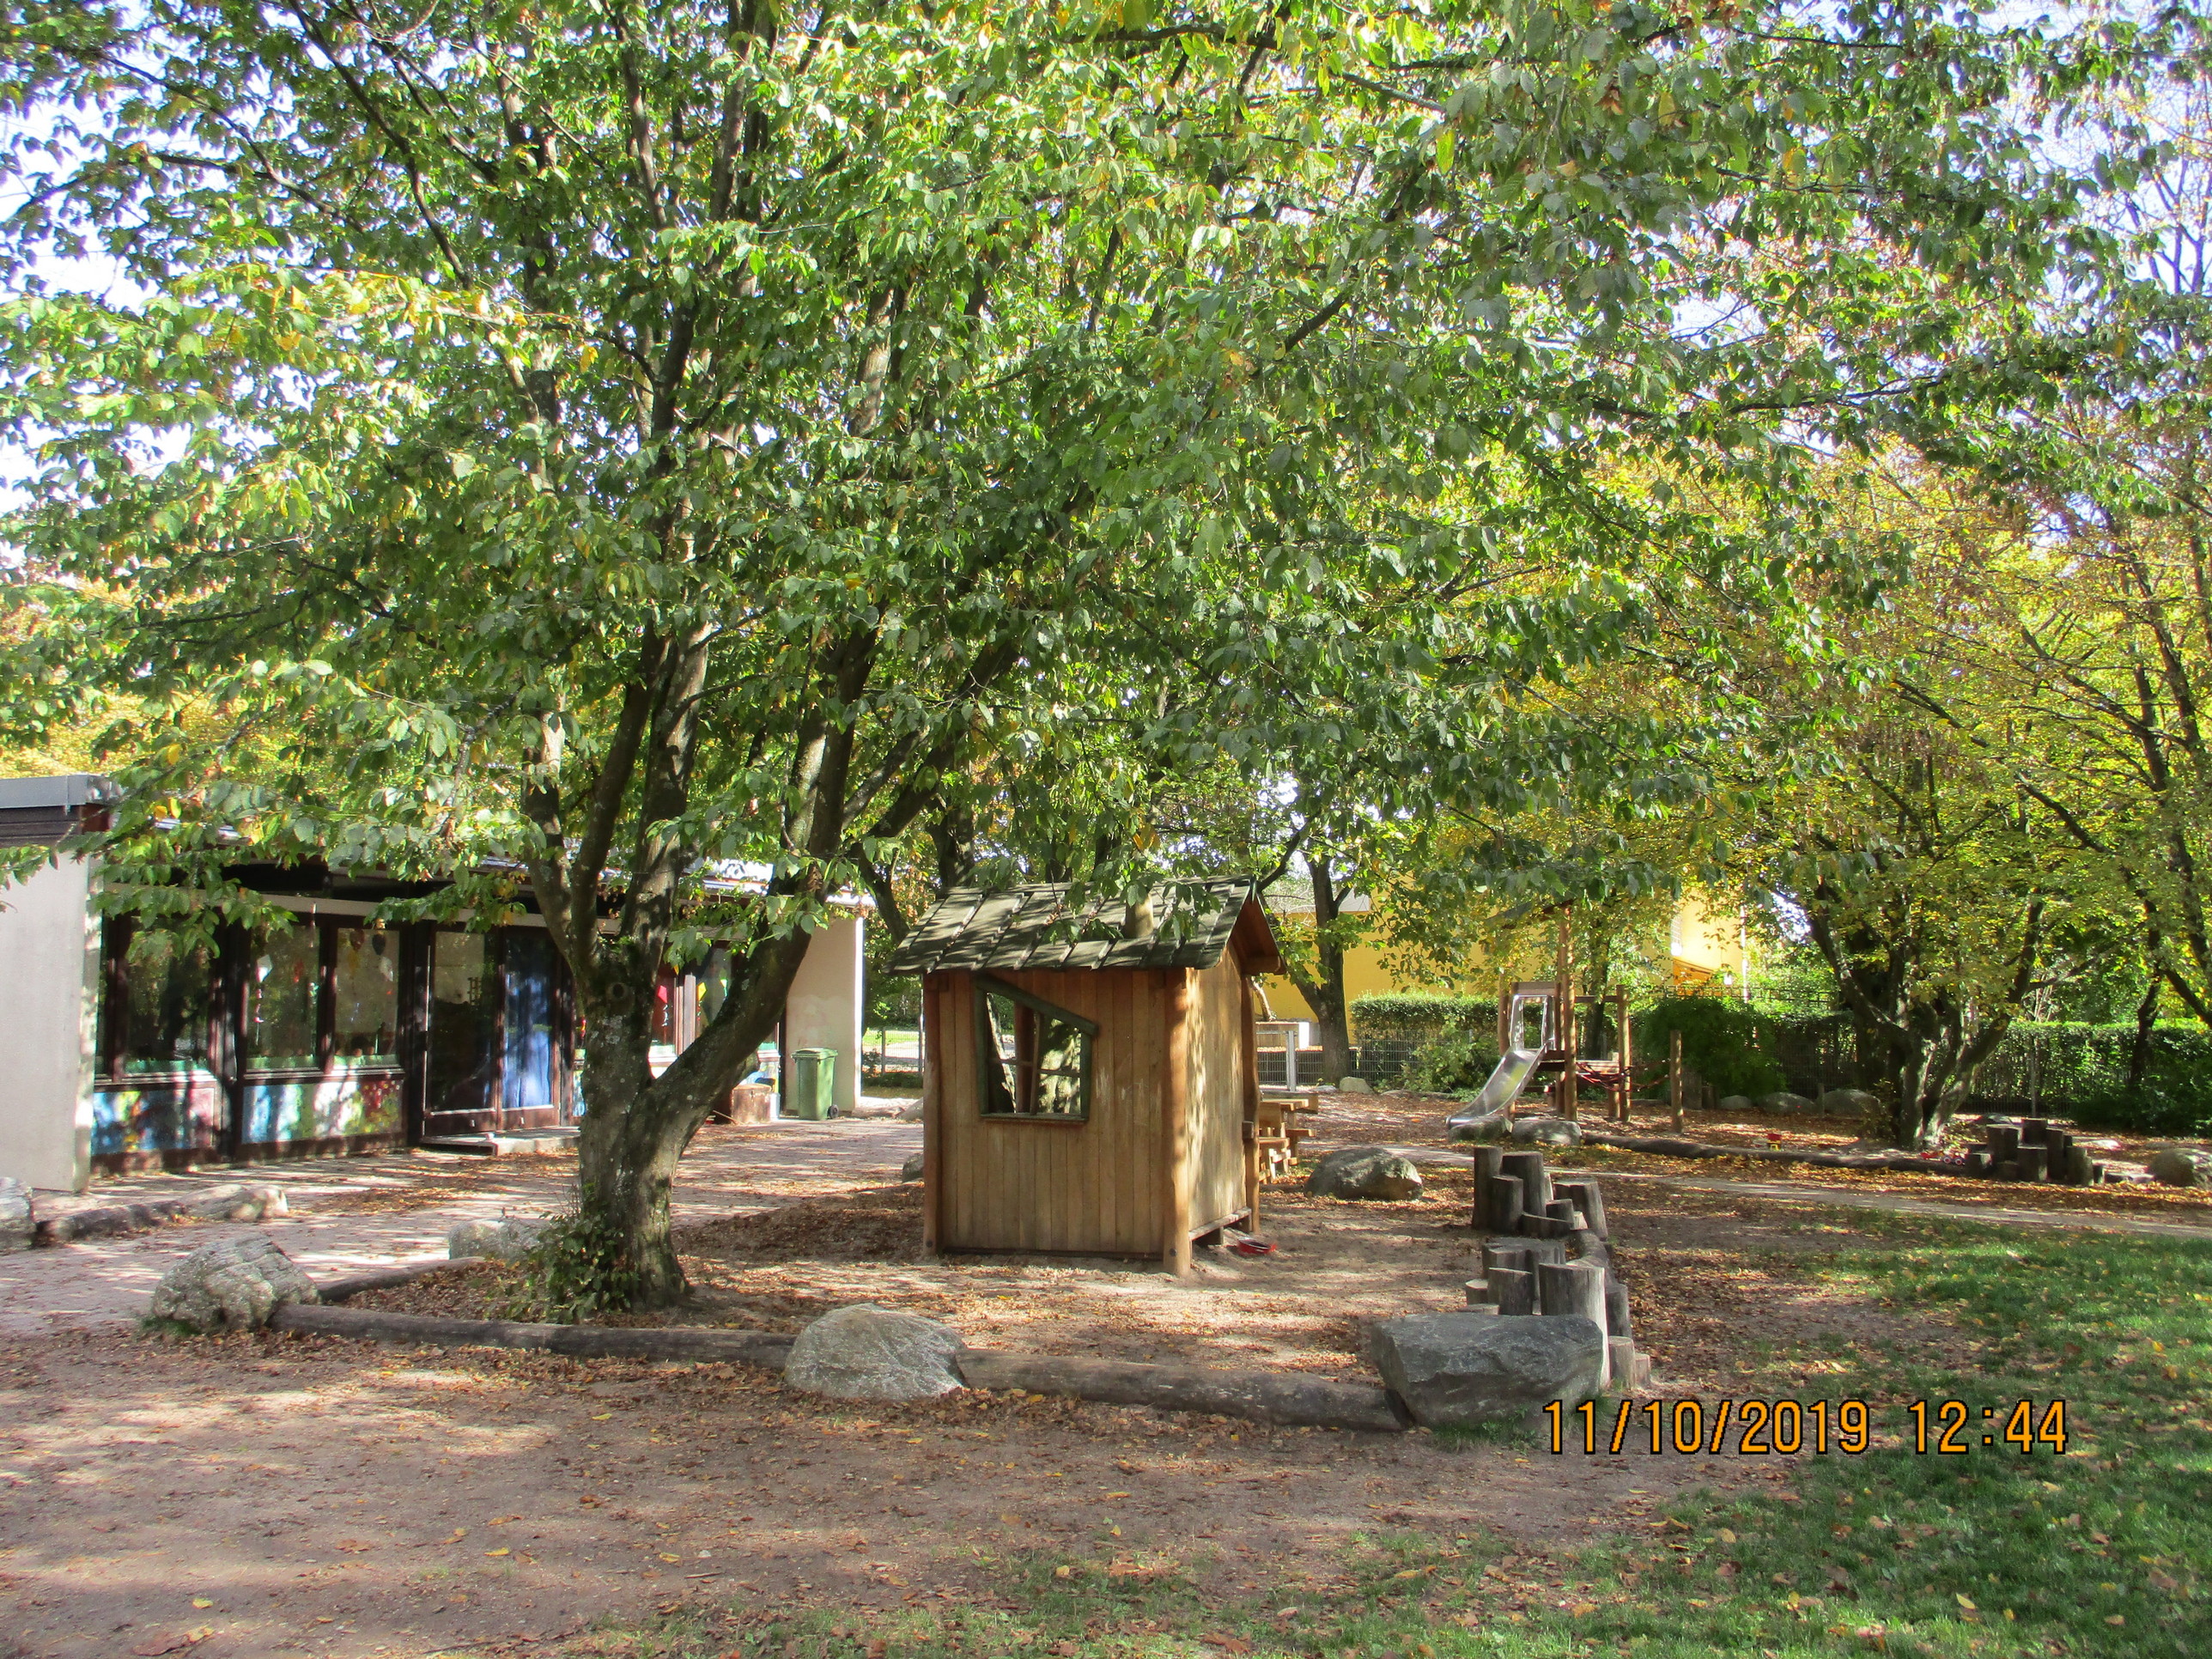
0,1115 -> 2000,1659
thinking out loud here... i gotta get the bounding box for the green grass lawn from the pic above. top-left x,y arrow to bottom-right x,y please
568,1220 -> 2212,1659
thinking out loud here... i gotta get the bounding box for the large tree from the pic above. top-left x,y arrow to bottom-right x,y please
0,0 -> 2174,1301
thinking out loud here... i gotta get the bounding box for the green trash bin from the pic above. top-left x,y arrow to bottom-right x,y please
787,1048 -> 837,1121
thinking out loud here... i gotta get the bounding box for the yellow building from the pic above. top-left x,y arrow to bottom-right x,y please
1255,891 -> 1749,1035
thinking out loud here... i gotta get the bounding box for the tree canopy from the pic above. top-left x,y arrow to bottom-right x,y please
0,0 -> 2188,1291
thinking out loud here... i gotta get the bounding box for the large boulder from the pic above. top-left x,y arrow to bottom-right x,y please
1714,1094 -> 1753,1117
1369,1311 -> 1607,1428
2148,1147 -> 2212,1189
149,1235 -> 319,1332
0,1180 -> 31,1254
447,1216 -> 553,1261
899,1152 -> 926,1182
1510,1116 -> 1582,1147
1337,1076 -> 1373,1095
1446,1112 -> 1510,1144
1755,1091 -> 1816,1116
783,1304 -> 965,1401
1306,1146 -> 1424,1201
1816,1088 -> 1882,1119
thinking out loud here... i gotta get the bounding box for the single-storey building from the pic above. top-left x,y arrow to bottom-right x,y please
0,774 -> 864,1190
890,878 -> 1282,1273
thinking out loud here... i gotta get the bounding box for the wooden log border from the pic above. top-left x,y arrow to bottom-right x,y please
1582,1129 -> 1956,1175
264,1300 -> 1412,1433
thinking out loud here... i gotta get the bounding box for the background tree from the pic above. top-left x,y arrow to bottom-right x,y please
0,0 -> 2178,1301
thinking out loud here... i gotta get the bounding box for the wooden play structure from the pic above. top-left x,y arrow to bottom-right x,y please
1490,918 -> 1636,1122
889,878 -> 1285,1273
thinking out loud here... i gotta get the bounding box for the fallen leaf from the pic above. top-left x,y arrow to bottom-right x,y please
131,1639 -> 193,1657
1954,1594 -> 1976,1612
485,1547 -> 510,1558
2106,1615 -> 2126,1626
190,1599 -> 212,1609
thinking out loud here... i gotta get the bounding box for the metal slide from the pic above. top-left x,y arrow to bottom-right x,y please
1444,1045 -> 1544,1127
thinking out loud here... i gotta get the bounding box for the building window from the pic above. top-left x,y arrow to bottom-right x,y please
246,919 -> 404,1074
331,927 -> 400,1064
247,924 -> 321,1071
975,975 -> 1094,1121
108,927 -> 216,1077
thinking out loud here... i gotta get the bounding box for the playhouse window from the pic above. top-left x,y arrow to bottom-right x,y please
975,975 -> 1095,1121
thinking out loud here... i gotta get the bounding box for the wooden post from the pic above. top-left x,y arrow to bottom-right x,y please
1239,974 -> 1263,1231
1614,992 -> 1632,1122
1163,968 -> 1194,1277
920,974 -> 945,1253
1554,915 -> 1578,1121
1669,1029 -> 1684,1131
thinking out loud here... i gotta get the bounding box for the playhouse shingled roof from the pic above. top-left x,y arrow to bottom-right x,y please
888,878 -> 1282,976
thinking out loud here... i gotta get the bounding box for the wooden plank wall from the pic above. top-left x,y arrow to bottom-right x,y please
932,967 -> 1170,1255
1184,946 -> 1251,1232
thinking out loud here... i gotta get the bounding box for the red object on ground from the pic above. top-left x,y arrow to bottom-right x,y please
1231,1237 -> 1277,1257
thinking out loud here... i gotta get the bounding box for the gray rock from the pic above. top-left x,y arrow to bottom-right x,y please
2148,1147 -> 2212,1189
1305,1146 -> 1424,1200
899,1152 -> 926,1183
447,1216 -> 552,1262
1817,1088 -> 1882,1119
1715,1094 -> 1753,1116
1369,1311 -> 1607,1428
1755,1091 -> 1816,1115
1337,1076 -> 1373,1094
149,1234 -> 319,1332
1510,1116 -> 1582,1147
1446,1113 -> 1510,1144
0,1180 -> 31,1254
783,1304 -> 965,1401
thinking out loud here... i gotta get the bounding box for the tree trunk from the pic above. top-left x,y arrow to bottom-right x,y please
574,926 -> 817,1304
2128,970 -> 2160,1094
1283,852 -> 1355,1081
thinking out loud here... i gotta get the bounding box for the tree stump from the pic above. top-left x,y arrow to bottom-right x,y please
1470,1146 -> 1505,1230
1482,1242 -> 1533,1279
1490,1267 -> 1536,1316
1499,1152 -> 1552,1216
1553,1179 -> 1608,1241
1486,1176 -> 1524,1237
1535,1261 -> 1608,1374
1604,1276 -> 1632,1339
2014,1144 -> 2048,1182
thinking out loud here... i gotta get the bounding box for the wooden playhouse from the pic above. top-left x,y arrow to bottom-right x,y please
890,878 -> 1284,1272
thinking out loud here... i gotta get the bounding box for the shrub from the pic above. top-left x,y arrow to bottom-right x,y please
1403,1027 -> 1504,1094
1349,993 -> 1495,1045
1634,994 -> 1787,1101
1972,1020 -> 2212,1137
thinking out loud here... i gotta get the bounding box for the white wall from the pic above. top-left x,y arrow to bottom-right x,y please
0,856 -> 98,1191
783,915 -> 865,1114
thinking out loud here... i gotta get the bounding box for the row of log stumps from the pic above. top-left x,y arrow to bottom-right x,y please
1464,1146 -> 1649,1392
1965,1117 -> 2103,1186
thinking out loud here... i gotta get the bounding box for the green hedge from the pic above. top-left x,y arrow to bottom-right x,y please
1348,993 -> 1494,1045
1633,995 -> 1788,1101
1972,1020 -> 2212,1137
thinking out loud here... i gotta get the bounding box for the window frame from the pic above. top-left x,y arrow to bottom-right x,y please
972,972 -> 1097,1123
